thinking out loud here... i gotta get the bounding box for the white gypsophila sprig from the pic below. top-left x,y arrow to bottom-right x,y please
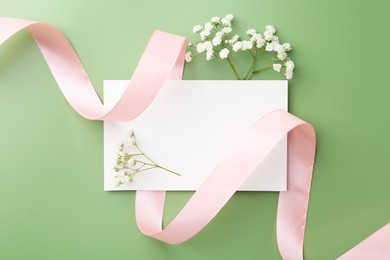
185,14 -> 295,80
113,129 -> 181,187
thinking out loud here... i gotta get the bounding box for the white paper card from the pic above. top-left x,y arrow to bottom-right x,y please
104,80 -> 287,191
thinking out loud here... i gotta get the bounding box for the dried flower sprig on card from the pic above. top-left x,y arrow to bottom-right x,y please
113,129 -> 181,187
185,14 -> 295,80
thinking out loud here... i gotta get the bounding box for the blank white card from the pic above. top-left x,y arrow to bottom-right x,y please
104,80 -> 287,191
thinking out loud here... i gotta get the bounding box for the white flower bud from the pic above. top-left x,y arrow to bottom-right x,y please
185,51 -> 193,62
219,48 -> 230,59
225,14 -> 234,22
203,41 -> 213,52
222,27 -> 232,34
283,43 -> 292,51
241,41 -> 253,50
200,30 -> 211,40
206,51 -> 214,61
273,64 -> 282,72
232,41 -> 243,52
277,52 -> 287,61
211,16 -> 220,24
246,29 -> 257,36
196,42 -> 206,53
193,25 -> 203,33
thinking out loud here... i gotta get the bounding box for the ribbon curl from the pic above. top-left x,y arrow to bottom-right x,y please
1,17 -> 389,259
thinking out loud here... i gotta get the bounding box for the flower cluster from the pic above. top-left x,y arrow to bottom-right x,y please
113,129 -> 181,187
186,14 -> 295,80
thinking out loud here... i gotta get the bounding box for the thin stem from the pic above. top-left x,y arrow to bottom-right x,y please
253,64 -> 273,74
227,57 -> 240,80
244,54 -> 256,80
156,165 -> 182,176
134,143 -> 157,165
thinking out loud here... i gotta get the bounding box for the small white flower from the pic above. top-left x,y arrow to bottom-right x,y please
256,38 -> 266,48
277,52 -> 287,61
124,138 -> 134,147
196,42 -> 206,53
212,32 -> 223,46
129,158 -> 136,167
225,14 -> 234,22
203,41 -> 213,52
241,40 -> 253,50
193,25 -> 203,33
219,48 -> 230,59
114,177 -> 123,187
188,42 -> 194,47
265,42 -> 273,51
274,43 -> 285,54
232,41 -> 243,52
265,41 -> 279,52
206,50 -> 214,60
265,25 -> 276,34
226,34 -> 240,45
200,30 -> 211,40
273,64 -> 282,72
222,27 -> 232,34
285,71 -> 293,80
117,140 -> 124,150
185,51 -> 193,62
126,129 -> 134,137
221,18 -> 231,26
285,60 -> 295,72
204,22 -> 213,32
250,33 -> 261,42
284,60 -> 295,79
246,29 -> 257,36
283,43 -> 292,51
211,16 -> 221,24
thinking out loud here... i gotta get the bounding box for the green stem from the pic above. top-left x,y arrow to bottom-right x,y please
134,143 -> 158,165
244,54 -> 256,80
253,64 -> 273,74
156,165 -> 182,176
227,57 -> 241,80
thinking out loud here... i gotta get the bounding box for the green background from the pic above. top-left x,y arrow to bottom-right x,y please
1,0 -> 390,259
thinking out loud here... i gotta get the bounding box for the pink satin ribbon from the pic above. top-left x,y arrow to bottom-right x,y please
1,17 -> 389,259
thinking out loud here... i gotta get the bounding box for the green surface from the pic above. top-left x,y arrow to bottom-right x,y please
1,0 -> 390,259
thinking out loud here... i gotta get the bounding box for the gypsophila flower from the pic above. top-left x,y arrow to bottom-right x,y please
206,50 -> 214,60
212,32 -> 223,46
241,41 -> 253,51
196,42 -> 206,53
222,27 -> 232,34
219,48 -> 230,59
185,51 -> 193,62
256,38 -> 266,48
211,16 -> 221,24
277,52 -> 287,61
221,14 -> 234,27
203,41 -> 213,51
246,29 -> 257,36
193,25 -> 203,33
273,64 -> 282,72
185,14 -> 295,80
200,30 -> 211,40
226,34 -> 240,45
232,41 -> 243,52
283,43 -> 292,51
113,129 -> 181,186
204,22 -> 213,32
284,60 -> 295,80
